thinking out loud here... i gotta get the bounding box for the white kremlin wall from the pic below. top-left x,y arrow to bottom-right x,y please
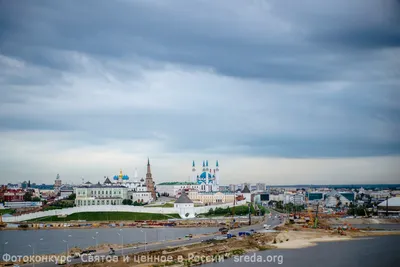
2,200 -> 247,222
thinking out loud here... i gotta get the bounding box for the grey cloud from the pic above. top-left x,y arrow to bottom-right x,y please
0,0 -> 399,162
1,0 -> 399,81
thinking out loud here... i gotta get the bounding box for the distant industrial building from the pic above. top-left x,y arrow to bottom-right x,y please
229,184 -> 236,192
307,192 -> 324,201
256,183 -> 266,191
378,197 -> 400,215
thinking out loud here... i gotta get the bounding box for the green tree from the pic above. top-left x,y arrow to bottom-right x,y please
68,193 -> 76,200
23,192 -> 33,201
122,199 -> 133,205
207,208 -> 214,215
32,197 -> 41,202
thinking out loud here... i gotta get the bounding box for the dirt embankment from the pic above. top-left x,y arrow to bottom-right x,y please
270,223 -> 400,249
326,217 -> 400,225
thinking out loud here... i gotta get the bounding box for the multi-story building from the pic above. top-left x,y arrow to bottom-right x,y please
157,182 -> 203,198
269,193 -> 284,202
59,185 -> 74,199
284,193 -> 305,205
188,191 -> 235,205
256,183 -> 266,191
127,190 -> 153,203
74,184 -> 128,206
2,189 -> 25,202
229,184 -> 236,192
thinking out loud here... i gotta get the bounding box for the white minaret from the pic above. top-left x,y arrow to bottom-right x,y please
205,162 -> 209,186
192,160 -> 196,183
134,168 -> 138,182
215,160 -> 220,186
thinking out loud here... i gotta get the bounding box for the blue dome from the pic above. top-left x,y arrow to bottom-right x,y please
199,172 -> 212,179
113,175 -> 118,180
122,175 -> 129,180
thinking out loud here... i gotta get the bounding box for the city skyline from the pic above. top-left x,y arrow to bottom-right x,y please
0,0 -> 399,184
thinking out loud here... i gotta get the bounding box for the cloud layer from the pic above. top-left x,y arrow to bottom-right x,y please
0,0 -> 399,184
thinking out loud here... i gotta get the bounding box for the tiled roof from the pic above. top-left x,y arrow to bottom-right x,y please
241,185 -> 251,193
175,192 -> 193,203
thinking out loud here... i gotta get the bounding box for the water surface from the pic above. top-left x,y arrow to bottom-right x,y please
0,227 -> 218,256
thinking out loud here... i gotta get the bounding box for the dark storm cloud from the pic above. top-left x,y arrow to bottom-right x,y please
0,0 -> 399,159
0,0 -> 398,81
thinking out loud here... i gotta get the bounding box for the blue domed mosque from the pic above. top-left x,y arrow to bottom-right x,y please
192,160 -> 220,191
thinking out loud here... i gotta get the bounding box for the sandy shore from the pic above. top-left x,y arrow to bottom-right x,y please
270,229 -> 400,249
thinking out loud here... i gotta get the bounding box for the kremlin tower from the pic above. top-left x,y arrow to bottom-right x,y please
146,158 -> 157,200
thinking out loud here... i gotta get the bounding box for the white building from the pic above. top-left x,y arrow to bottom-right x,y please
127,190 -> 153,204
157,182 -> 203,198
60,185 -> 74,199
174,192 -> 195,218
188,191 -> 236,205
229,184 -> 236,192
324,190 -> 352,208
74,183 -> 128,206
284,193 -> 305,205
256,183 -> 266,191
269,193 -> 285,202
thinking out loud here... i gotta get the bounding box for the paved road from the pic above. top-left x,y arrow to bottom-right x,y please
22,210 -> 284,267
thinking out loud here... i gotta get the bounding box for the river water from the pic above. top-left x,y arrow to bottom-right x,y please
0,227 -> 219,256
206,235 -> 400,267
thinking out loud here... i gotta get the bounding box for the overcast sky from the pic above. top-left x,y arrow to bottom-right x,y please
0,0 -> 399,185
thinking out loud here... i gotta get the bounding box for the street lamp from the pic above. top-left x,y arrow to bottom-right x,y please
3,241 -> 8,258
91,231 -> 99,249
140,230 -> 147,251
62,240 -> 69,257
117,229 -> 124,255
28,244 -> 35,267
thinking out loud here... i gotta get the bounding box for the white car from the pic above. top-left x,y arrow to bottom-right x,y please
263,224 -> 271,229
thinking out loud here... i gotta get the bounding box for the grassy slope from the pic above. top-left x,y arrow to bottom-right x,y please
27,212 -> 181,222
0,209 -> 14,215
146,203 -> 175,208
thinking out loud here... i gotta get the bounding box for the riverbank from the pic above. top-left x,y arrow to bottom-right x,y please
1,217 -> 263,231
10,228 -> 400,267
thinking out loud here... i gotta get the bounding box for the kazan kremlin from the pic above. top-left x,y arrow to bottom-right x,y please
73,158 -> 248,209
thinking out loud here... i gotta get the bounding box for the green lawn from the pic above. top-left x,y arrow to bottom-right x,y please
28,212 -> 181,222
146,203 -> 175,208
0,209 -> 14,215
